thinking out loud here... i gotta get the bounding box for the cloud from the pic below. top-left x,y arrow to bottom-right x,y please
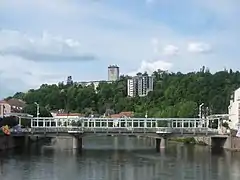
0,30 -> 96,62
187,42 -> 212,53
163,45 -> 179,55
0,0 -> 240,98
128,59 -> 173,76
0,55 -> 66,97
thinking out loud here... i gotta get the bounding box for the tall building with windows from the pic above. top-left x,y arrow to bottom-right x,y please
108,65 -> 120,81
127,74 -> 153,97
67,76 -> 73,85
228,88 -> 240,130
127,78 -> 136,97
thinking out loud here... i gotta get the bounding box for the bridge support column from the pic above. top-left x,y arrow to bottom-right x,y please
156,137 -> 167,151
24,135 -> 30,147
72,136 -> 82,150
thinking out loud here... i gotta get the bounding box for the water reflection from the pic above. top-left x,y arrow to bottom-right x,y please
0,136 -> 239,180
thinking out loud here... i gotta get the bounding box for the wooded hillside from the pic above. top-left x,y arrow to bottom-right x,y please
9,68 -> 240,118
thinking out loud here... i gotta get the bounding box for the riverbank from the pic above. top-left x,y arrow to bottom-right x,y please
169,137 -> 207,145
0,135 -> 44,151
169,136 -> 240,151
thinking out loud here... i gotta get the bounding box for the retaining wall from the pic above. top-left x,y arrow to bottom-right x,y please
194,136 -> 240,151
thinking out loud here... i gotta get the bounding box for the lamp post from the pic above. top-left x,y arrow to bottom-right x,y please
198,103 -> 204,127
34,102 -> 40,127
198,103 -> 204,118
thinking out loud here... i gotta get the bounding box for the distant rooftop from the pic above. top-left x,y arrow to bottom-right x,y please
55,113 -> 84,117
108,65 -> 119,68
4,113 -> 33,118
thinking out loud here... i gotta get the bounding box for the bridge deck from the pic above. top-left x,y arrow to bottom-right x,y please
10,117 -> 221,136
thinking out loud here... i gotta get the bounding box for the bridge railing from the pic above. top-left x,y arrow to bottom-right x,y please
28,126 -> 219,135
30,127 -> 83,133
83,127 -> 159,133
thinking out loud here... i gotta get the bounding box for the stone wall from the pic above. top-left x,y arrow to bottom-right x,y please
195,136 -> 240,151
228,137 -> 240,151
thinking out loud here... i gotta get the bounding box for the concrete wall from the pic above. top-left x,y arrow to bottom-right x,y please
225,137 -> 240,151
195,136 -> 240,151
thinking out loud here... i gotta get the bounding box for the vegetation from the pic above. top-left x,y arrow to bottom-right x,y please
0,116 -> 18,128
169,137 -> 197,144
7,67 -> 240,118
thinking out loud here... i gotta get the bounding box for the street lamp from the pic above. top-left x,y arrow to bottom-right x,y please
198,103 -> 204,127
34,102 -> 40,127
198,103 -> 204,118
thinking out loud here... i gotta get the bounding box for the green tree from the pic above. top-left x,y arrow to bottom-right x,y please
7,68 -> 240,118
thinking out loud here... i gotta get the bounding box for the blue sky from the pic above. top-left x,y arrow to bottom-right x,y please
0,0 -> 240,98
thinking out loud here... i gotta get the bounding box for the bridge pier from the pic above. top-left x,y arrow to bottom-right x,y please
72,136 -> 82,150
24,135 -> 30,146
156,137 -> 167,151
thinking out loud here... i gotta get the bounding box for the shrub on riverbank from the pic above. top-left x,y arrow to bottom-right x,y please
0,116 -> 18,128
170,137 -> 196,144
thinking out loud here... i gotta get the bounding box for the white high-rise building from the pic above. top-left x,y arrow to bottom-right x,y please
108,65 -> 120,81
228,87 -> 240,130
127,74 -> 153,97
127,79 -> 136,97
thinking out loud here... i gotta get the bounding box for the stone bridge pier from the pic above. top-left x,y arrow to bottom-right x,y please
155,137 -> 167,151
72,136 -> 83,150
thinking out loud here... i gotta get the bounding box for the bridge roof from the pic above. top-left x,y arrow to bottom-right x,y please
207,114 -> 230,118
5,113 -> 33,118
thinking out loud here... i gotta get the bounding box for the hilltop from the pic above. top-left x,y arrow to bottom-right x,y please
7,67 -> 240,118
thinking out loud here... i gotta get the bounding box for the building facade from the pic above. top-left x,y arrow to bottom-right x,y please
127,78 -> 136,97
127,74 -> 153,97
228,88 -> 240,130
67,76 -> 73,85
0,100 -> 11,118
0,99 -> 26,118
108,65 -> 120,81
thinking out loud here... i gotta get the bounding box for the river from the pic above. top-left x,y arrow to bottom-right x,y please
0,136 -> 240,180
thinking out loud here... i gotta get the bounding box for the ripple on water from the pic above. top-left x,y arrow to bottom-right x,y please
0,137 -> 240,180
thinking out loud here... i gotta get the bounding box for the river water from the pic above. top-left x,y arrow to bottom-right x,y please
0,136 -> 240,180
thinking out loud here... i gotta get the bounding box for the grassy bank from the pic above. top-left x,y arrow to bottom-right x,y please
169,137 -> 207,145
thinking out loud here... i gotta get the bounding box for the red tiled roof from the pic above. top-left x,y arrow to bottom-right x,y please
110,112 -> 134,118
110,114 -> 123,118
0,100 -> 8,104
6,98 -> 26,107
119,111 -> 134,117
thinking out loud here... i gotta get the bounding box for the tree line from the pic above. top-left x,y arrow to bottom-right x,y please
8,67 -> 240,118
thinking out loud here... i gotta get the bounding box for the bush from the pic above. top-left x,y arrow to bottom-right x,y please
0,116 -> 18,128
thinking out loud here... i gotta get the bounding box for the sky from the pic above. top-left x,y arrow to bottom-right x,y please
0,0 -> 240,98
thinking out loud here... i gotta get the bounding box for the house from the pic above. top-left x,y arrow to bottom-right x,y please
0,100 -> 11,118
109,111 -> 134,118
6,98 -> 26,113
118,111 -> 134,118
0,98 -> 26,117
228,88 -> 240,130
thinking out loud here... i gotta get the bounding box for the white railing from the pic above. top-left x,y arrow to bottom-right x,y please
17,117 -> 219,135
